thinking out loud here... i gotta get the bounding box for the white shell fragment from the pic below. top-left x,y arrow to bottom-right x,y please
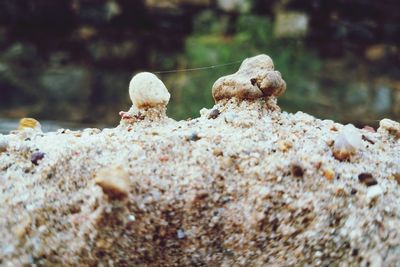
129,72 -> 170,109
333,124 -> 364,161
366,185 -> 383,203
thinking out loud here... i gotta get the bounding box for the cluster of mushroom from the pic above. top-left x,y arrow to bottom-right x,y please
122,54 -> 287,121
122,55 -> 399,165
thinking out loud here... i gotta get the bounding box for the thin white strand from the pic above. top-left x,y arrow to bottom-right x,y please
153,60 -> 243,74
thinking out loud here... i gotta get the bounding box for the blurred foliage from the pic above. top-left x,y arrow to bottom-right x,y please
162,11 -> 323,120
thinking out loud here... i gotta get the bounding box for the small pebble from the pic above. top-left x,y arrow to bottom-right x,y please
278,140 -> 292,152
291,164 -> 304,178
358,173 -> 377,187
351,248 -> 359,256
350,188 -> 357,195
177,229 -> 186,239
188,133 -> 201,142
31,152 -> 45,165
323,169 -> 335,181
394,173 -> 400,185
213,148 -> 223,157
95,166 -> 131,200
159,155 -> 169,162
208,109 -> 220,119
18,118 -> 41,131
378,118 -> 400,138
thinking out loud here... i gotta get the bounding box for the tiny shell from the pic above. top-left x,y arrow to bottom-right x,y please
332,124 -> 363,161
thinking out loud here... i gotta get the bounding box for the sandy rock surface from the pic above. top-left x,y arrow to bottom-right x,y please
0,55 -> 399,266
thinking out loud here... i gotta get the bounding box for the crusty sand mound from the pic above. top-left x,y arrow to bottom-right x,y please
0,55 -> 399,266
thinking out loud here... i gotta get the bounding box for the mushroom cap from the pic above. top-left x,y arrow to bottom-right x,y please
239,54 -> 274,72
129,72 -> 170,109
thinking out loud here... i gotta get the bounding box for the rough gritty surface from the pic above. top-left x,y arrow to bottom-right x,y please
0,97 -> 399,266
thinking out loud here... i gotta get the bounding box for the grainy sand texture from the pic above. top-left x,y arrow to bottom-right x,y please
0,55 -> 399,266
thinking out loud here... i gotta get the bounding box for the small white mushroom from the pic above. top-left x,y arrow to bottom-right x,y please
129,72 -> 170,109
332,124 -> 364,161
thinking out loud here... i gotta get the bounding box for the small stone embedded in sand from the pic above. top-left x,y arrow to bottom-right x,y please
212,54 -> 286,102
213,148 -> 223,157
187,132 -> 201,141
95,166 -> 131,200
31,151 -> 45,165
323,168 -> 335,181
290,163 -> 304,177
127,214 -> 136,222
129,72 -> 170,109
378,118 -> 400,138
208,108 -> 220,119
177,229 -> 186,239
394,173 -> 400,185
278,140 -> 293,152
332,124 -> 364,161
18,118 -> 41,131
358,173 -> 378,187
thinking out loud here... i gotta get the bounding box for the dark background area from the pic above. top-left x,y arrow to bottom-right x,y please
0,0 -> 399,131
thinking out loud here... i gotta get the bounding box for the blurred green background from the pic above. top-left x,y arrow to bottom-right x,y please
0,0 -> 399,131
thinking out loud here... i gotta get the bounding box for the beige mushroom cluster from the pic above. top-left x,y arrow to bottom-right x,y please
212,54 -> 286,102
